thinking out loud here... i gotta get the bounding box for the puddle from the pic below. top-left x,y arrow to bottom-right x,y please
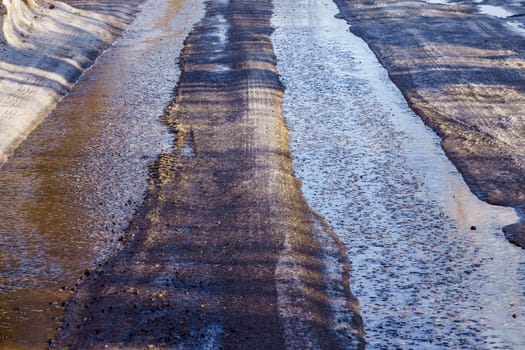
272,0 -> 525,348
0,0 -> 204,348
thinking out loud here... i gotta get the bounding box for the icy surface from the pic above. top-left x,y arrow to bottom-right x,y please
272,0 -> 525,348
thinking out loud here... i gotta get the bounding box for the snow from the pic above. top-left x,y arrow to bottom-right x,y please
0,0 -> 138,166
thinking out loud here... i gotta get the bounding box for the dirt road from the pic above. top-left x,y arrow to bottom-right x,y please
57,0 -> 363,348
333,0 -> 525,246
0,0 -> 201,348
2,0 -> 525,348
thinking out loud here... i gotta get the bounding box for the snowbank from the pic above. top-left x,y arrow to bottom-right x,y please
0,0 -> 142,165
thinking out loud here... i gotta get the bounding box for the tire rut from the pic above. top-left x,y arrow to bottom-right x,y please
57,0 -> 363,348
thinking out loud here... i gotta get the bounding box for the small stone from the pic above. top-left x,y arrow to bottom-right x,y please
470,226 -> 477,230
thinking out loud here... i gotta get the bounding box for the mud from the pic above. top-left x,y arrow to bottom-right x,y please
333,0 -> 525,246
0,0 -> 202,348
57,0 -> 363,348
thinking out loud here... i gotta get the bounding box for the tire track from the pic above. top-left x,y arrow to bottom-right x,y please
58,0 -> 363,348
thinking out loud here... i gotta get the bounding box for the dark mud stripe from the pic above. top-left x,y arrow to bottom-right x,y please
333,0 -> 525,246
58,0 -> 363,348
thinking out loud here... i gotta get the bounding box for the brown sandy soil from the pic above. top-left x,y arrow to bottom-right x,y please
333,0 -> 525,246
0,0 -> 143,165
57,0 -> 364,348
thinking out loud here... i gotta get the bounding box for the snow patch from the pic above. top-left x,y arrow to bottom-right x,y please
479,4 -> 515,18
0,0 -> 138,166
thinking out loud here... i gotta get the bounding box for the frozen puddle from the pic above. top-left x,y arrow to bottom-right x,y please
272,0 -> 525,348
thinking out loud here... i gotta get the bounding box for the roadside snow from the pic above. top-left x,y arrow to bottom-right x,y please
0,0 -> 140,165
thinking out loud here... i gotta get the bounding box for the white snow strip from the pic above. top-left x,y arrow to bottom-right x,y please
275,227 -> 322,350
479,5 -> 514,18
0,0 -> 139,165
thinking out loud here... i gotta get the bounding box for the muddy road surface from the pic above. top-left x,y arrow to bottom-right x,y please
1,0 -> 525,348
0,0 -> 202,347
333,0 -> 525,246
57,0 -> 362,348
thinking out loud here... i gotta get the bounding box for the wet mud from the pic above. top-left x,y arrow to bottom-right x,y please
0,0 -> 201,348
333,0 -> 525,246
58,0 -> 363,348
272,0 -> 525,347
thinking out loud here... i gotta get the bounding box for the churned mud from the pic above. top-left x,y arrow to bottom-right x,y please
272,0 -> 525,347
0,0 -> 202,348
333,0 -> 525,246
57,0 -> 363,348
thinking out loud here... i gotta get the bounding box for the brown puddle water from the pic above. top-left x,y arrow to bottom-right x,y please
0,0 -> 204,348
